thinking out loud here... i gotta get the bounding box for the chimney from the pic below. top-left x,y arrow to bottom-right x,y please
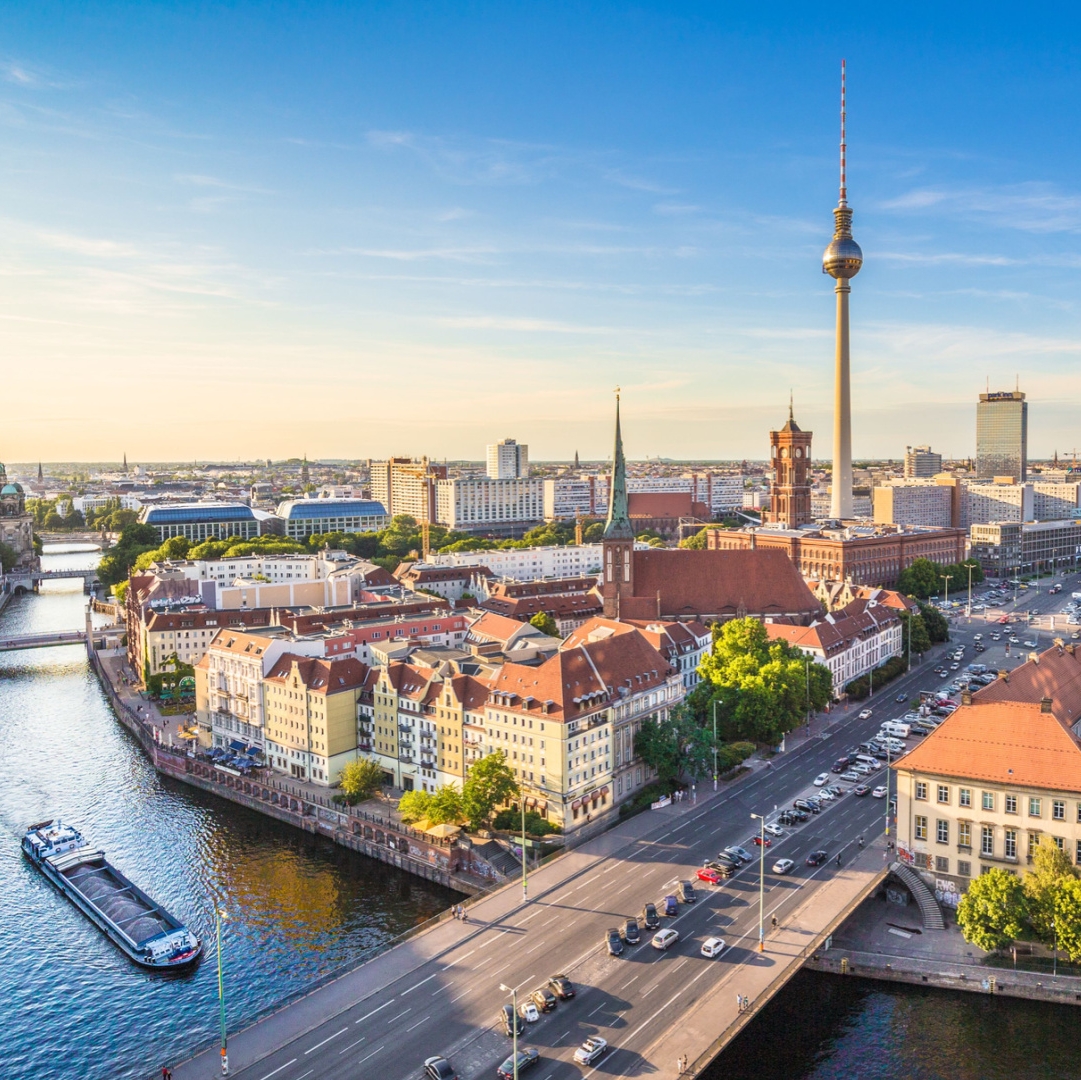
961,690 -> 973,706
1041,697 -> 1054,714
1068,644 -> 1076,656
999,670 -> 1008,683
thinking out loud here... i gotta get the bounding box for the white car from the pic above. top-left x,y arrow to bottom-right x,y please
817,788 -> 836,801
574,1037 -> 609,1065
700,936 -> 727,958
858,709 -> 873,720
872,786 -> 888,799
651,929 -> 680,950
518,1001 -> 540,1023
813,773 -> 830,786
1023,640 -> 1038,648
764,822 -> 784,837
772,858 -> 795,875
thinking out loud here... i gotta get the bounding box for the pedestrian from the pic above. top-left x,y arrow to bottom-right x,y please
735,991 -> 741,1011
162,1068 -> 172,1080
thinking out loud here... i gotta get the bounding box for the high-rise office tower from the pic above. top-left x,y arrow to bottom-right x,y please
822,61 -> 863,520
904,445 -> 943,478
486,438 -> 529,479
976,391 -> 1027,481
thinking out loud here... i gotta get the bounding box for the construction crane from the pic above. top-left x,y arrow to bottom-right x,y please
421,520 -> 431,560
575,514 -> 583,546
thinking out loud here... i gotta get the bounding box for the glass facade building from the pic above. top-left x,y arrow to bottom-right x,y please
976,391 -> 1027,481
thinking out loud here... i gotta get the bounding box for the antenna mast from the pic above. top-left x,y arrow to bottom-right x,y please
839,59 -> 847,207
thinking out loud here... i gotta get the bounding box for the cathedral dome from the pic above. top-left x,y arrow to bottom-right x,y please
1,482 -> 23,495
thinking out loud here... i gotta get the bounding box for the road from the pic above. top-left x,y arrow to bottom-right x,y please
189,573 -> 1081,1080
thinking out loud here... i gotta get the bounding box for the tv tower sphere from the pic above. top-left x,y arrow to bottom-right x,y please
822,208 -> 863,279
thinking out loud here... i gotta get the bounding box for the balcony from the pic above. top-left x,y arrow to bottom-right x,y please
399,754 -> 414,764
358,740 -> 373,752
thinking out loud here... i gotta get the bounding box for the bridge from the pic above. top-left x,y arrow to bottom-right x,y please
3,567 -> 100,595
172,689 -> 936,1080
0,628 -> 110,652
38,531 -> 113,549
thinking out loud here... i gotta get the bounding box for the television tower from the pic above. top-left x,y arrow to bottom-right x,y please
823,60 -> 863,519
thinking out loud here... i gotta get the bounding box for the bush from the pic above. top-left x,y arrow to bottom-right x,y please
492,808 -> 562,836
845,655 -> 908,701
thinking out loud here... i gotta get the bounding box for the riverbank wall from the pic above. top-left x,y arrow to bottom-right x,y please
87,646 -> 492,895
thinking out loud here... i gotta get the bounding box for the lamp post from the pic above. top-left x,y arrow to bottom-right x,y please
750,813 -> 766,952
521,797 -> 528,902
940,574 -> 950,611
215,906 -> 229,1076
966,562 -> 974,620
499,983 -> 519,1080
805,657 -> 812,730
884,743 -> 892,843
712,699 -> 722,791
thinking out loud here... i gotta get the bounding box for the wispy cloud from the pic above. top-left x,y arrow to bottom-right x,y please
0,60 -> 66,89
327,246 -> 501,263
38,231 -> 141,259
435,315 -> 614,334
881,182 -> 1081,233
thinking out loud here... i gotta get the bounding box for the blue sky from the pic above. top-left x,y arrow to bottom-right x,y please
2,2 -> 1081,463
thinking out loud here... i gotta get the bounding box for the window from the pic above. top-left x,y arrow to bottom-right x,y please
1076,839 -> 1081,865
982,791 -> 994,811
958,821 -> 972,847
1005,794 -> 1017,814
959,788 -> 971,808
1029,797 -> 1042,818
937,819 -> 949,844
937,785 -> 950,804
981,825 -> 994,857
1053,800 -> 1066,821
1029,832 -> 1041,858
957,860 -> 971,878
915,781 -> 928,801
914,815 -> 928,840
935,856 -> 950,873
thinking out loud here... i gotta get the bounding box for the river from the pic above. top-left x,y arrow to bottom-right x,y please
0,545 -> 459,1080
4,548 -> 1079,1080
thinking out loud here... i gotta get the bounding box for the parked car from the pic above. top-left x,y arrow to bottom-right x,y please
700,936 -> 727,958
815,772 -> 830,786
872,786 -> 888,799
531,987 -> 557,1013
547,974 -> 575,1000
661,894 -> 679,916
501,1005 -> 524,1037
805,849 -> 828,866
752,835 -> 773,847
518,1001 -> 540,1023
725,846 -> 753,863
713,851 -> 741,869
641,905 -> 660,931
787,808 -> 810,822
706,861 -> 735,879
424,1056 -> 458,1080
497,1048 -> 540,1080
696,867 -> 723,886
678,880 -> 697,903
652,929 -> 680,950
573,1038 -> 608,1066
605,928 -> 623,956
840,770 -> 861,782
793,799 -> 819,814
621,919 -> 641,946
772,858 -> 795,875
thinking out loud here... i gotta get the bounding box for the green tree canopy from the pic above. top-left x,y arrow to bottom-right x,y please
633,703 -> 714,787
0,542 -> 18,573
397,789 -> 432,823
426,785 -> 464,826
1053,877 -> 1081,962
339,758 -> 385,803
898,558 -> 984,600
917,602 -> 950,644
529,611 -> 560,638
1024,837 -> 1079,940
956,867 -> 1028,952
679,528 -> 709,549
896,609 -> 932,655
462,751 -> 520,830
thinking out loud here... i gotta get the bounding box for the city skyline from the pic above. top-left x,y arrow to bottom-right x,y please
3,5 -> 1081,461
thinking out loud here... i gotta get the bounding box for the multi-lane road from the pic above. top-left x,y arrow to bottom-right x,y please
186,574 -> 1081,1080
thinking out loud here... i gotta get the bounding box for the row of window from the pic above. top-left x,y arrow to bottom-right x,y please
915,781 -> 1075,820
914,816 -> 1079,862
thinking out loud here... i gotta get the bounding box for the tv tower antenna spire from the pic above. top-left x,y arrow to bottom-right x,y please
840,58 -> 847,207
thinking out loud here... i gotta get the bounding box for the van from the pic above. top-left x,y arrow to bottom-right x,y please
880,721 -> 911,738
855,754 -> 881,769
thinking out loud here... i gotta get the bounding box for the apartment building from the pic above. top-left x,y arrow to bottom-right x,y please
873,480 -> 957,529
904,446 -> 943,478
969,519 -> 1081,578
434,476 -> 545,531
428,544 -> 605,579
263,654 -> 371,785
962,481 -> 1034,528
486,439 -> 529,480
368,458 -> 447,522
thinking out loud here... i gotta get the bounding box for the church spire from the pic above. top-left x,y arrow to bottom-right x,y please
603,389 -> 633,540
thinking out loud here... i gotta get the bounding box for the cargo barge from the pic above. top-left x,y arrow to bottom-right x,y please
22,820 -> 201,970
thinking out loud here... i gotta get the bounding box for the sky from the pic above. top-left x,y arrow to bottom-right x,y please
3,2 -> 1081,464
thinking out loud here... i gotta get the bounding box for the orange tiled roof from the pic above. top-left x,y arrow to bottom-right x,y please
893,698 -> 1081,792
974,643 -> 1081,728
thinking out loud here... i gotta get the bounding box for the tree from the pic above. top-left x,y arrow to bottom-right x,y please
896,609 -> 932,655
339,758 -> 385,803
679,528 -> 709,549
113,579 -> 129,605
917,602 -> 950,644
896,558 -> 941,600
1053,878 -> 1081,963
1024,837 -> 1078,941
398,789 -> 433,823
0,542 -> 17,573
529,611 -> 560,638
426,785 -> 464,825
634,704 -> 714,787
956,867 -> 1028,952
461,751 -> 520,830
582,521 -> 605,543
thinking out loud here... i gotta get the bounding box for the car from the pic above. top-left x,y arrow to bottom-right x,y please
895,693 -> 908,703
501,1004 -> 524,1037
531,987 -> 557,1013
814,772 -> 830,786
640,904 -> 660,931
424,1056 -> 459,1080
805,849 -> 828,866
697,867 -> 723,886
851,763 -> 874,775
661,894 -> 679,916
777,811 -> 798,826
518,1001 -> 540,1023
574,1037 -> 609,1065
872,786 -> 888,799
1023,640 -> 1038,648
858,708 -> 873,719
706,861 -> 735,878
793,799 -> 819,814
651,928 -> 680,950
700,936 -> 727,958
714,851 -> 740,868
840,770 -> 861,782
547,974 -> 575,999
973,633 -> 983,640
605,927 -> 623,956
622,919 -> 641,945
949,663 -> 959,670
764,822 -> 784,837
752,835 -> 772,847
726,845 -> 753,863
853,783 -> 870,796
497,1048 -> 540,1079
772,858 -> 795,875
788,807 -> 810,822
817,787 -> 836,801
678,880 -> 697,903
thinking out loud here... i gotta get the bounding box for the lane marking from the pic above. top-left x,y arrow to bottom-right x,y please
358,1045 -> 385,1065
521,909 -> 542,922
523,939 -> 550,955
256,1059 -> 297,1080
385,1008 -> 412,1024
620,974 -> 640,990
405,1014 -> 431,1032
588,1001 -> 607,1017
295,1071 -> 314,1080
441,948 -> 476,970
401,973 -> 438,995
354,1000 -> 394,1024
338,1037 -> 367,1055
625,988 -> 685,1044
305,1026 -> 347,1054
554,1029 -> 572,1045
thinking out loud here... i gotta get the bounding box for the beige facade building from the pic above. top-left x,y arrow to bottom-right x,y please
369,457 -> 447,522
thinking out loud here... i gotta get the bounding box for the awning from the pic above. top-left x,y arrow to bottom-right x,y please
599,786 -> 609,797
571,798 -> 583,810
229,740 -> 246,752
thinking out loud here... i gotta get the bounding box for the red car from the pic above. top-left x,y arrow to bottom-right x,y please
696,867 -> 723,886
752,836 -> 773,847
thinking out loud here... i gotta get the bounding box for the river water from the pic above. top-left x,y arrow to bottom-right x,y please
4,548 -> 1079,1080
0,545 -> 459,1080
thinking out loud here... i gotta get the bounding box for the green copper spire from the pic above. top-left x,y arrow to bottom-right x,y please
603,390 -> 633,540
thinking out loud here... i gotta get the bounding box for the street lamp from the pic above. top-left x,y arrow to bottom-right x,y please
215,906 -> 229,1076
520,797 -> 528,902
499,983 -> 519,1080
712,698 -> 722,791
940,574 -> 950,611
966,562 -> 974,620
750,813 -> 766,952
884,744 -> 893,843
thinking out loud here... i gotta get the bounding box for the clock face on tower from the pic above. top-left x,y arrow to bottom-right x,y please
794,448 -> 802,458
780,447 -> 789,459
